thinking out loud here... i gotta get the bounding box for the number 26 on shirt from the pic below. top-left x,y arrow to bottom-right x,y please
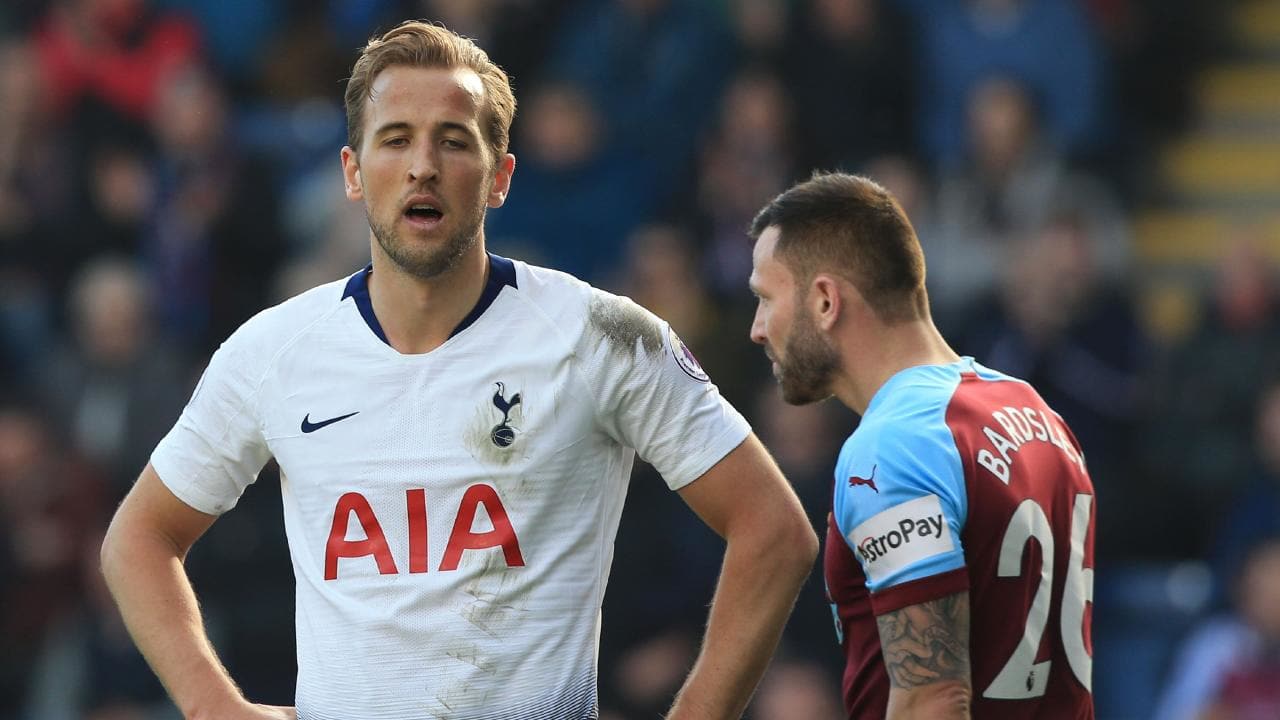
985,493 -> 1093,699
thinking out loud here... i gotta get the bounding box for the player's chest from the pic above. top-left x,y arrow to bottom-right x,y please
256,348 -> 594,488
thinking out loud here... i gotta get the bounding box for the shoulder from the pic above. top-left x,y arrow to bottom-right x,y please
853,363 -> 969,462
216,274 -> 350,367
512,259 -> 668,361
507,259 -> 593,328
834,364 -> 971,524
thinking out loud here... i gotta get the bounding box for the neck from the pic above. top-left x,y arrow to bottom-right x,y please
367,239 -> 489,354
829,318 -> 960,415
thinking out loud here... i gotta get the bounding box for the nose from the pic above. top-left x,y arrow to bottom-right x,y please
407,144 -> 439,183
749,305 -> 767,346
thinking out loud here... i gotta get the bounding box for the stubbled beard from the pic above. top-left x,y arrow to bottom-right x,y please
368,199 -> 486,280
777,308 -> 838,405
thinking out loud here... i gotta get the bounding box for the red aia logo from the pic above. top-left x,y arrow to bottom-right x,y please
324,485 -> 525,580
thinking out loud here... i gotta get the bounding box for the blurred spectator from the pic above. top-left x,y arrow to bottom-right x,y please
1154,537 -> 1280,720
253,9 -> 347,106
725,0 -> 788,63
154,0 -> 284,89
0,38 -> 52,249
612,224 -> 714,337
0,402 -> 108,717
751,659 -> 845,720
0,37 -> 65,382
22,532 -> 174,720
143,63 -> 285,351
781,0 -> 916,173
892,0 -> 1106,168
549,0 -> 733,194
924,76 -> 1129,319
1140,234 -> 1280,558
85,143 -> 156,259
694,67 -> 796,300
275,168 -> 373,299
486,80 -> 656,282
33,0 -> 202,123
956,212 -> 1147,555
602,627 -> 699,719
36,257 -> 188,496
1205,376 -> 1280,609
1103,0 -> 1217,155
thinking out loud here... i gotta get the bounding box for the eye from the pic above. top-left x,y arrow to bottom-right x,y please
384,137 -> 409,148
442,138 -> 468,150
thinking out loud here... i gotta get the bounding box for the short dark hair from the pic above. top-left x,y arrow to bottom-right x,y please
345,20 -> 516,161
750,172 -> 928,323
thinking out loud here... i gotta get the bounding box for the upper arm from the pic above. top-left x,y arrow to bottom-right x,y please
832,423 -> 968,597
877,591 -> 973,719
676,433 -> 812,547
106,463 -> 219,558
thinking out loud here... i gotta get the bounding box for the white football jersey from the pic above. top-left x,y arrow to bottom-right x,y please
151,254 -> 750,719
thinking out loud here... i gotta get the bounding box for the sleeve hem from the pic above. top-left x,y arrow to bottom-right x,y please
662,417 -> 752,492
150,450 -> 230,516
871,566 -> 970,615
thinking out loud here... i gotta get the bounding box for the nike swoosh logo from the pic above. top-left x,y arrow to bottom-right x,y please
301,411 -> 360,433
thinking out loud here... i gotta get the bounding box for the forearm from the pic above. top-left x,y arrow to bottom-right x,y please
101,521 -> 244,719
878,592 -> 972,720
886,683 -> 972,720
666,525 -> 815,719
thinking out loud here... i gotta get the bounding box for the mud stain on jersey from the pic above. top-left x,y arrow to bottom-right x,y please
588,291 -> 663,358
445,644 -> 497,675
458,553 -> 527,638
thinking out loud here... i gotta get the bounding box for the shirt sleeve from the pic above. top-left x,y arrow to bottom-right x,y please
150,326 -> 273,515
832,410 -> 970,614
578,290 -> 751,491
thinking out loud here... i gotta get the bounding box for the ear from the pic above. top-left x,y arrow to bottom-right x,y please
810,274 -> 844,331
487,153 -> 516,208
340,146 -> 363,201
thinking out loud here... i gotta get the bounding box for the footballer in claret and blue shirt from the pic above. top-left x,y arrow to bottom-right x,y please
745,171 -> 1096,719
827,358 -> 1096,719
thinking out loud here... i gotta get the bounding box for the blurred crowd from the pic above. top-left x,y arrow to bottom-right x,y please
0,0 -> 1274,718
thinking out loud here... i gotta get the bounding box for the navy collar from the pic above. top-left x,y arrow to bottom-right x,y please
341,253 -> 518,347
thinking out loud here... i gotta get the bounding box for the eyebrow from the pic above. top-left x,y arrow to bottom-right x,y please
372,120 -> 478,139
372,121 -> 412,137
438,121 -> 480,141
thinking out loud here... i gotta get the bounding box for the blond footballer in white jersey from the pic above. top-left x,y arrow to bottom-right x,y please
100,20 -> 817,720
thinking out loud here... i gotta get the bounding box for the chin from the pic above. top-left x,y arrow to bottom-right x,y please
779,380 -> 829,406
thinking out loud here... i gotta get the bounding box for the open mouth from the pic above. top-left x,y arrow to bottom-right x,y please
403,203 -> 444,228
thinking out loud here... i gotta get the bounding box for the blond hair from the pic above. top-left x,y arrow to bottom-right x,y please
344,20 -> 516,161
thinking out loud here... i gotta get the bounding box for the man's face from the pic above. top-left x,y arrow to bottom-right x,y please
341,65 -> 513,280
749,227 -> 838,405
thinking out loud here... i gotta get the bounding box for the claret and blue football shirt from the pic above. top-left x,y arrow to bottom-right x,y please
827,357 -> 1095,719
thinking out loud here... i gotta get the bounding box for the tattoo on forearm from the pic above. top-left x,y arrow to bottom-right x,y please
876,592 -> 970,689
